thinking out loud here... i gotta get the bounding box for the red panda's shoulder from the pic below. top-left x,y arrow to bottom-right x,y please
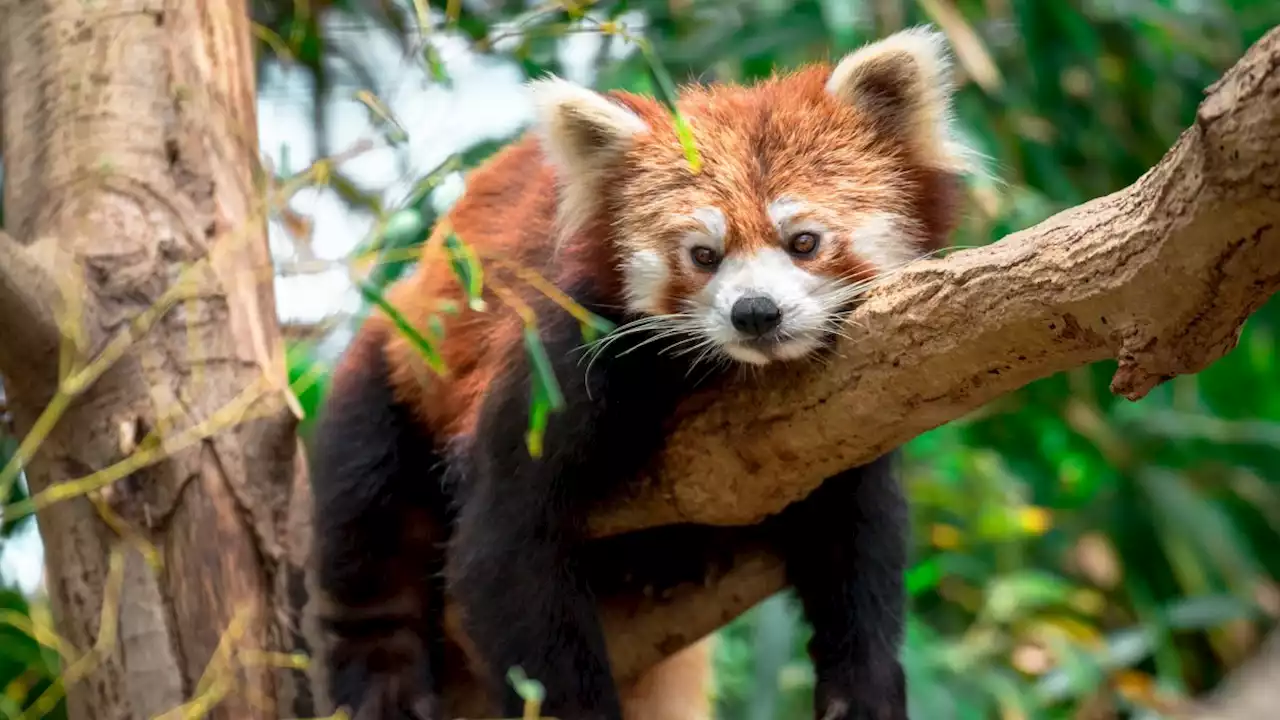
443,136 -> 560,266
374,139 -> 555,442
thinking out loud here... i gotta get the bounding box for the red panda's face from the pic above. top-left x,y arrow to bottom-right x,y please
616,195 -> 899,365
530,27 -> 980,366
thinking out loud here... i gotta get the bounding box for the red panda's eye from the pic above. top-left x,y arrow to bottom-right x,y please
690,246 -> 720,269
788,232 -> 820,256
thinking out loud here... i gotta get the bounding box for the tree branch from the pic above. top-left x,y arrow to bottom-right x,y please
584,23 -> 1280,539
0,230 -> 62,391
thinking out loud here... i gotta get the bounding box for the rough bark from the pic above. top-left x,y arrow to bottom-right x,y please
0,230 -> 61,393
0,1 -> 304,719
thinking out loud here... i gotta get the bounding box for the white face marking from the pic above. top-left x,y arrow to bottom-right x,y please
621,249 -> 669,315
767,196 -> 831,245
681,207 -> 727,258
692,206 -> 727,240
621,207 -> 726,315
767,197 -> 808,232
850,212 -> 923,271
692,247 -> 828,365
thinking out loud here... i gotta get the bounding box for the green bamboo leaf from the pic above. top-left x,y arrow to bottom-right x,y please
506,666 -> 546,703
426,314 -> 446,340
579,320 -> 605,345
671,113 -> 702,173
327,171 -> 384,217
347,152 -> 463,290
402,154 -> 462,209
526,378 -> 551,460
382,208 -> 428,249
523,325 -> 566,458
637,40 -> 702,173
576,305 -> 616,343
424,44 -> 452,87
285,340 -> 331,425
409,0 -> 431,35
355,89 -> 409,147
0,589 -> 49,669
524,325 -> 565,412
443,232 -> 486,311
356,280 -> 448,376
0,696 -> 27,719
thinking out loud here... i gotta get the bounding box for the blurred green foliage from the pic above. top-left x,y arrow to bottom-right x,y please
4,0 -> 1280,718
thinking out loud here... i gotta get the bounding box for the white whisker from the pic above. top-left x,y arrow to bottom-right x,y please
615,325 -> 701,358
578,312 -> 706,399
686,341 -> 728,378
577,313 -> 690,364
663,335 -> 713,358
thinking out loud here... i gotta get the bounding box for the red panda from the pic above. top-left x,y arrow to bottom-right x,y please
307,26 -> 977,720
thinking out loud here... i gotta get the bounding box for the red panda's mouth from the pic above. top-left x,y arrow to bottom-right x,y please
740,335 -> 785,351
724,331 -> 825,365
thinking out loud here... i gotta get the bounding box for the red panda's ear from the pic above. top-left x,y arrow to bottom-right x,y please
826,26 -> 971,174
528,77 -> 650,235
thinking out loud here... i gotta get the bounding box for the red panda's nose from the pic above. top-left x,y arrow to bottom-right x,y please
731,296 -> 783,337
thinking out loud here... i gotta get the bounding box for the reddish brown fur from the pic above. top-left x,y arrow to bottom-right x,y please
381,139 -> 557,439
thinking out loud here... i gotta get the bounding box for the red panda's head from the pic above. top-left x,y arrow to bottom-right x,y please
529,27 -> 982,366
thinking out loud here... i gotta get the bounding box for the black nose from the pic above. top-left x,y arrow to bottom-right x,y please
730,296 -> 783,337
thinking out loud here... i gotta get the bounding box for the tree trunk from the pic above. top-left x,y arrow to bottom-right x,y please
0,1 -> 306,718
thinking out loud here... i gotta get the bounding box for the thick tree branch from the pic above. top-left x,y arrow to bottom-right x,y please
0,230 -> 62,392
585,23 -> 1280,539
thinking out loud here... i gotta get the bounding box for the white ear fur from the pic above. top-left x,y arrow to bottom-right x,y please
527,77 -> 650,237
826,26 -> 978,175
